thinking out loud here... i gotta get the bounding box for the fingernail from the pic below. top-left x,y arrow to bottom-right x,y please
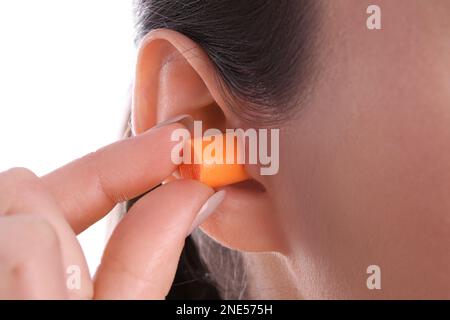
151,114 -> 194,131
187,190 -> 226,236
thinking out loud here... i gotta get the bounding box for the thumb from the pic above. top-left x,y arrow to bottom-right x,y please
93,179 -> 225,299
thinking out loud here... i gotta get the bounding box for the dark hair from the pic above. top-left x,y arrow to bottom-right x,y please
134,0 -> 320,125
131,0 -> 321,299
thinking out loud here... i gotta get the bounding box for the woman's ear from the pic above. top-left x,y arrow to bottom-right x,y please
131,29 -> 287,254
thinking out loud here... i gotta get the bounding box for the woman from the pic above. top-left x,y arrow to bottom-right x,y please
0,0 -> 449,299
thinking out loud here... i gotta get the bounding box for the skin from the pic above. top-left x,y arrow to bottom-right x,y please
1,0 -> 449,299
245,0 -> 450,299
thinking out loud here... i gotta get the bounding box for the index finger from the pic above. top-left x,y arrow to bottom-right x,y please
42,122 -> 185,234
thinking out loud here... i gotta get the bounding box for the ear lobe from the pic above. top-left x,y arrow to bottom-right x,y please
132,30 -> 222,134
200,184 -> 288,253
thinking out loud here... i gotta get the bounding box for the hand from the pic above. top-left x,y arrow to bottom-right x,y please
0,121 -> 219,299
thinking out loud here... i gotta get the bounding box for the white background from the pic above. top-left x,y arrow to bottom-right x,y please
0,0 -> 136,275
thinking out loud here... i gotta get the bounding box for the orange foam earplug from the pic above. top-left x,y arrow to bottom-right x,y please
179,133 -> 250,188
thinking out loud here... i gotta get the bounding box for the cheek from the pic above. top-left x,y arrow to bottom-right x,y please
267,80 -> 450,298
264,1 -> 450,295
